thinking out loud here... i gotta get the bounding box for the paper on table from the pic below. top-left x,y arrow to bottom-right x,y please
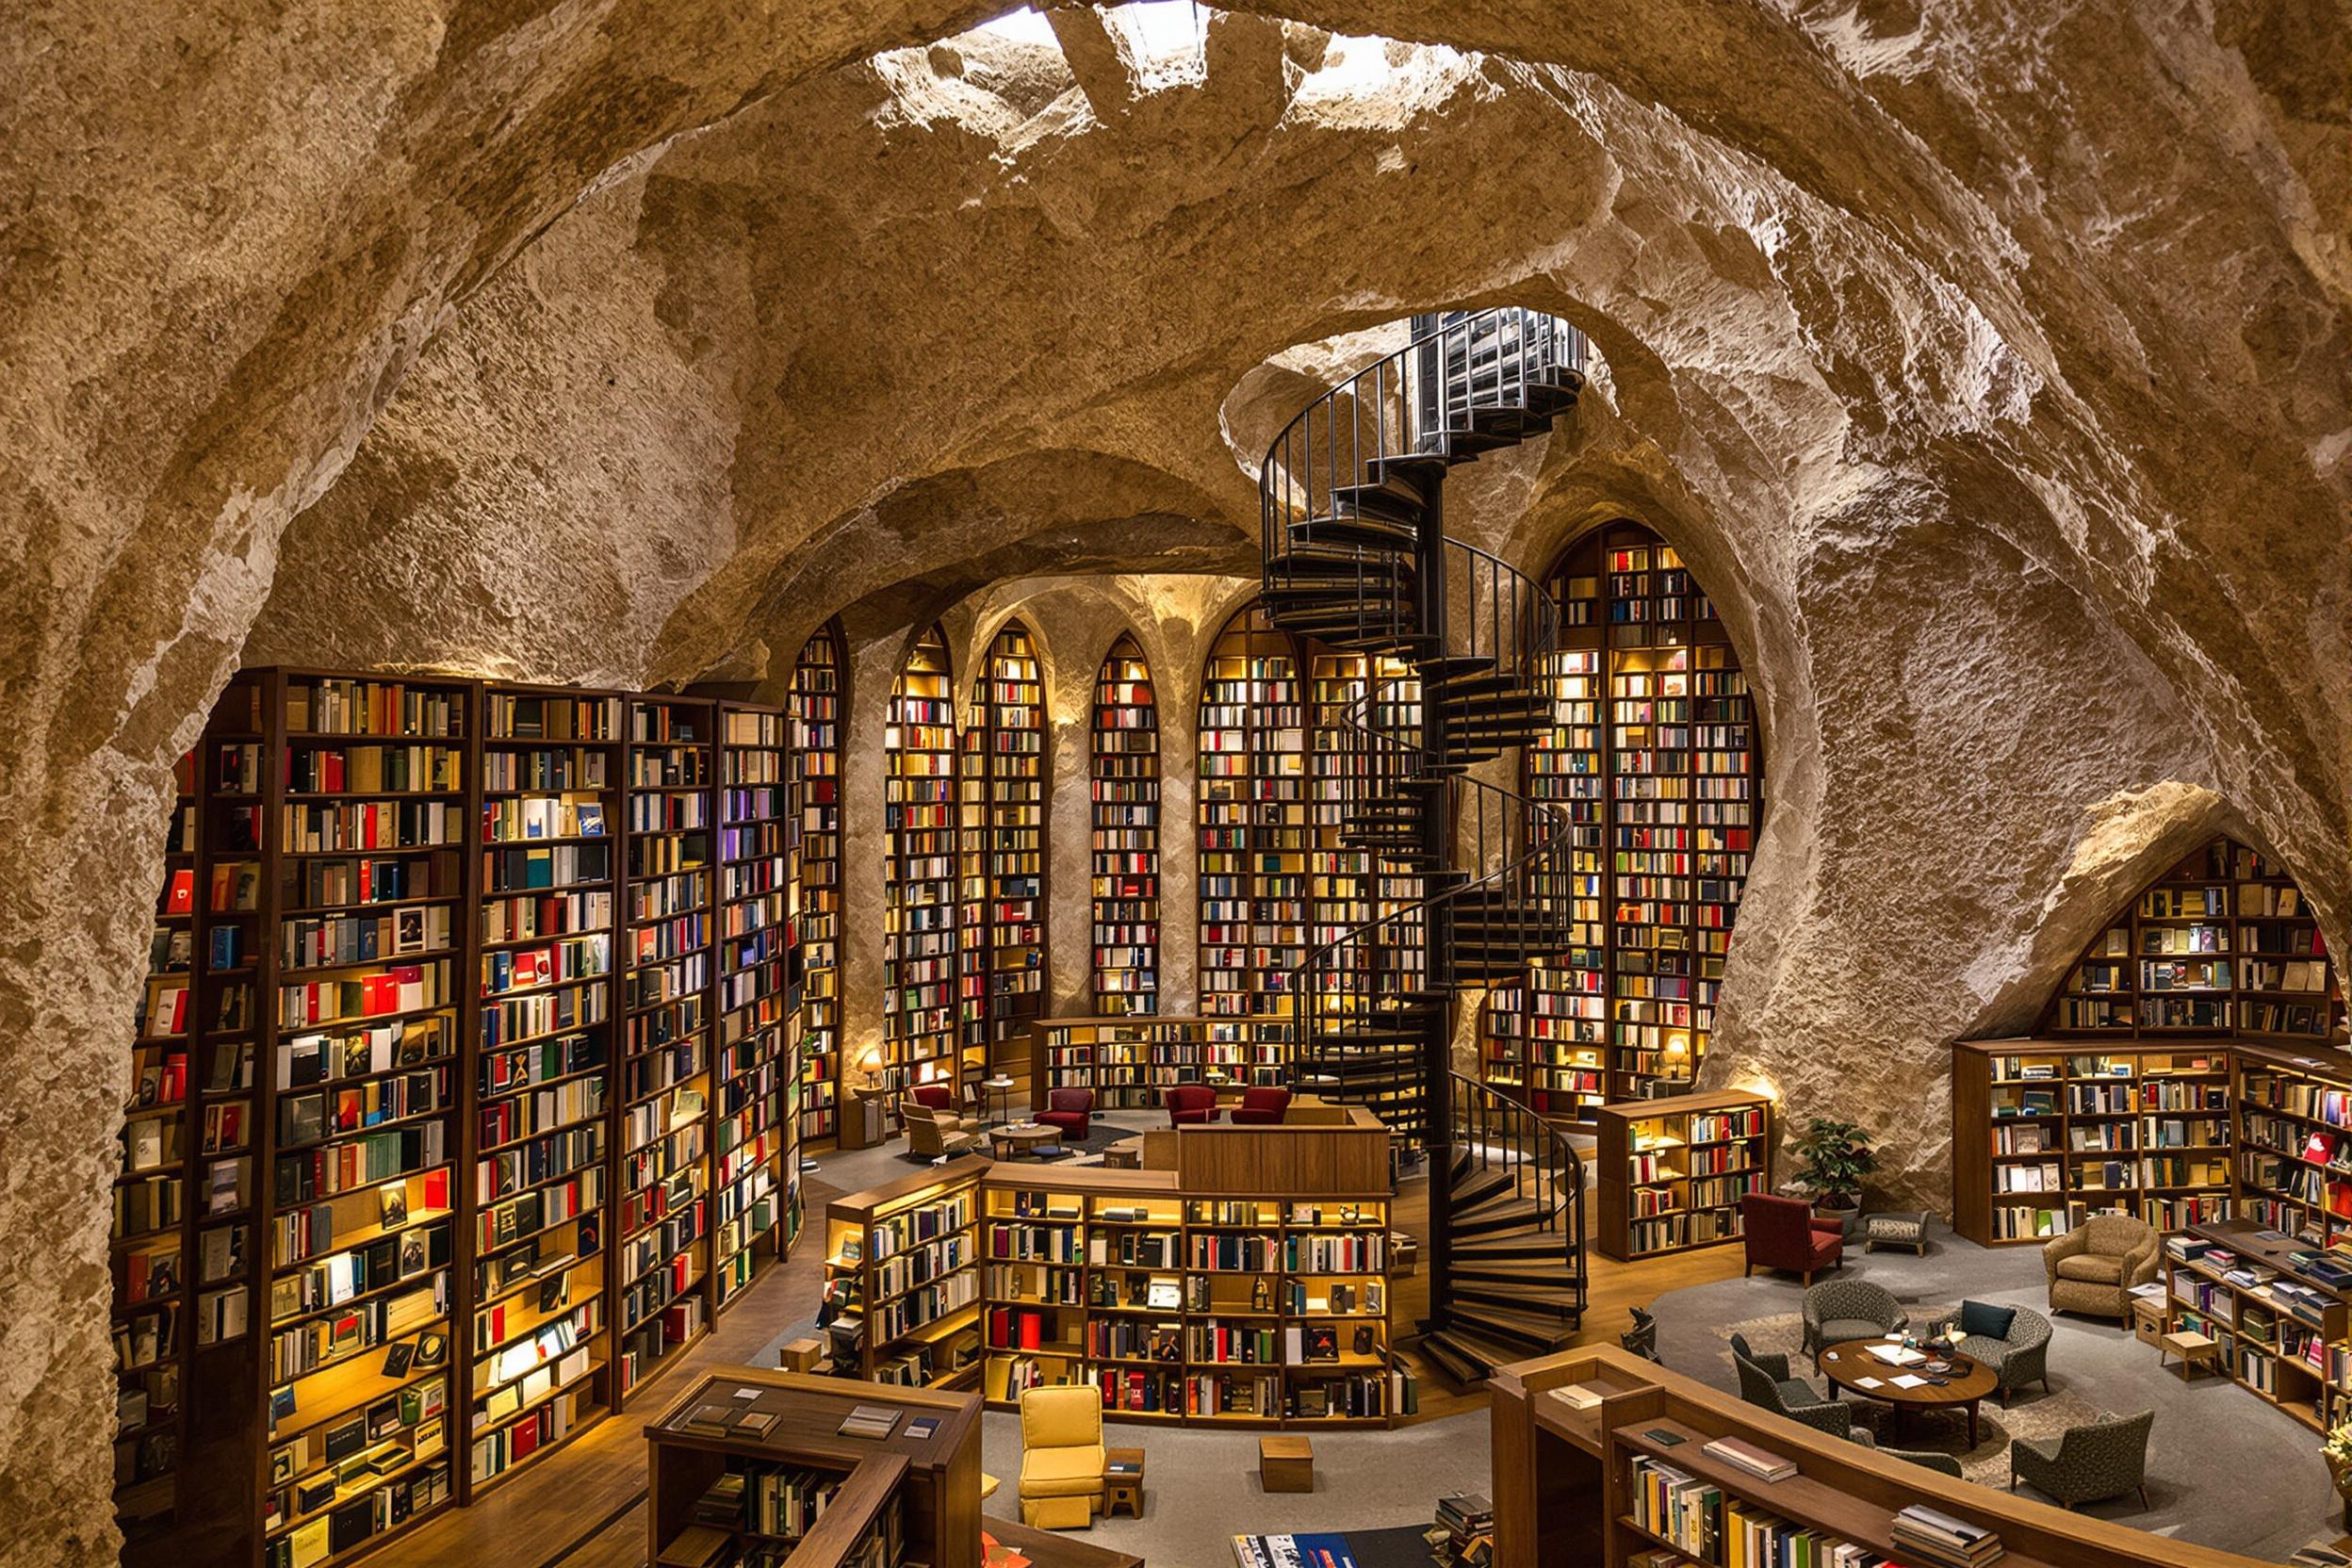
1868,1344 -> 1926,1365
1854,1377 -> 1886,1390
1890,1374 -> 1930,1389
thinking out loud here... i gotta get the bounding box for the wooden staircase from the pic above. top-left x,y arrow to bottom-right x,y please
1256,308 -> 1593,1384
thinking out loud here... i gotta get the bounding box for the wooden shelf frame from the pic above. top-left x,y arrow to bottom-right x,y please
1090,633 -> 1159,1017
1593,1090 -> 1772,1262
790,622 -> 845,1146
1195,605 -> 1307,1021
884,626 -> 960,1096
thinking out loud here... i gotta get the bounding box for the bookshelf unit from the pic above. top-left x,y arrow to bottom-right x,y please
971,622 -> 1047,1069
1091,634 -> 1159,1015
2041,835 -> 2345,1041
617,695 -> 717,1399
818,1158 -> 987,1391
2161,1217 -> 2352,1433
468,684 -> 622,1491
885,626 -> 959,1095
1487,520 -> 1760,1116
1196,605 -> 1306,1020
790,624 -> 844,1145
713,700 -> 800,1312
1594,1091 -> 1772,1261
644,1368 -> 983,1568
1032,1016 -> 1294,1108
115,743 -> 202,1553
828,1161 -> 1400,1427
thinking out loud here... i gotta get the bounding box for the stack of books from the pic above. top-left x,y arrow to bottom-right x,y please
1700,1435 -> 1796,1482
1434,1492 -> 1495,1566
1890,1505 -> 2004,1567
837,1404 -> 900,1440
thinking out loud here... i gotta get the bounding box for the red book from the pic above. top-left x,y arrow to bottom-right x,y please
165,869 -> 195,916
1019,1311 -> 1042,1350
419,1168 -> 450,1214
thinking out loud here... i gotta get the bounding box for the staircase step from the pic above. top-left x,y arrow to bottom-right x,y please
1331,480 -> 1425,522
1445,1300 -> 1576,1353
1287,516 -> 1417,551
1451,1281 -> 1583,1317
1413,1329 -> 1493,1388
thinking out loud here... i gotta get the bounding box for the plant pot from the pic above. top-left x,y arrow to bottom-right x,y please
2329,1455 -> 2352,1528
1815,1201 -> 1861,1236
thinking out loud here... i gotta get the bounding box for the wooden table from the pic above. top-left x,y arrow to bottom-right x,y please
1102,1138 -> 1144,1169
2160,1330 -> 2219,1380
1817,1339 -> 1998,1446
1259,1434 -> 1314,1493
1103,1446 -> 1145,1517
990,1123 -> 1062,1161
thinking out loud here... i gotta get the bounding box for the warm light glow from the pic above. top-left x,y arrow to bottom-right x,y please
1665,1032 -> 1690,1058
1735,1072 -> 1783,1102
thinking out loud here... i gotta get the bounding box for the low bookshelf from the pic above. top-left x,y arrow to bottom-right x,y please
1593,1091 -> 1772,1262
818,1157 -> 988,1391
2162,1217 -> 2352,1434
1030,1016 -> 1293,1109
644,1367 -> 982,1568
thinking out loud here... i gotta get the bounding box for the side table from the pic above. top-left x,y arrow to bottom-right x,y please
1104,1446 -> 1145,1517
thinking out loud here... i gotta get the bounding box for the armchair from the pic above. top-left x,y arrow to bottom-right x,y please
901,1099 -> 983,1159
1933,1301 -> 2052,1405
1017,1385 -> 1107,1529
1231,1086 -> 1292,1124
1801,1279 -> 1909,1361
1850,1429 -> 1964,1477
1165,1085 -> 1221,1125
2044,1214 -> 2160,1319
1731,1335 -> 1861,1439
1740,1193 -> 1845,1284
2010,1410 -> 2154,1510
908,1084 -> 958,1114
1034,1086 -> 1093,1142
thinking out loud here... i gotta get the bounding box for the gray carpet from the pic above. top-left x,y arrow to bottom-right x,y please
1645,1220 -> 2345,1561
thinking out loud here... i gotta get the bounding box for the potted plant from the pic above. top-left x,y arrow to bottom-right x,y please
1790,1116 -> 1876,1231
2324,1422 -> 2352,1527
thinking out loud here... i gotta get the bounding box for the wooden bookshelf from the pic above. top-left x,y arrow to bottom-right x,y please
115,742 -> 202,1556
1031,1015 -> 1293,1108
1489,520 -> 1760,1116
468,684 -> 622,1491
885,626 -> 959,1095
2163,1217 -> 2352,1434
617,695 -> 717,1399
790,625 -> 844,1147
1091,634 -> 1159,1015
644,1368 -> 982,1568
819,1157 -> 988,1391
2042,835 -> 2346,1040
977,622 -> 1047,1068
712,700 -> 799,1312
1594,1090 -> 1772,1261
1196,605 -> 1306,1019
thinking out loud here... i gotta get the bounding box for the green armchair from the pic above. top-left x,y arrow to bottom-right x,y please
1851,1429 -> 1965,1477
2010,1410 -> 2154,1509
1932,1302 -> 2052,1405
1732,1334 -> 1862,1439
2044,1215 -> 2161,1319
1801,1279 -> 1909,1361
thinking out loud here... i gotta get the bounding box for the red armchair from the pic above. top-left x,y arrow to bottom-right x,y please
1740,1193 -> 1845,1285
1035,1087 -> 1093,1142
1165,1085 -> 1221,1126
1230,1086 -> 1291,1125
909,1084 -> 956,1112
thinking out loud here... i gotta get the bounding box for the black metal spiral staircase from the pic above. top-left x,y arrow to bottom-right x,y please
1260,308 -> 1593,1384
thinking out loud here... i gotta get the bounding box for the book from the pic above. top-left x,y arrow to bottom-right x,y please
838,1404 -> 900,1439
1699,1434 -> 1795,1480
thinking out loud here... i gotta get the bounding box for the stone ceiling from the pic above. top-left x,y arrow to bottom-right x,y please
3,3 -> 2348,1559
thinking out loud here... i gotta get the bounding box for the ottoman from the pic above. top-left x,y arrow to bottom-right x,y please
1862,1211 -> 1930,1255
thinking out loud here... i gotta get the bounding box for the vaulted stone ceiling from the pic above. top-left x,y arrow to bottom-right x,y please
4,4 -> 2347,1558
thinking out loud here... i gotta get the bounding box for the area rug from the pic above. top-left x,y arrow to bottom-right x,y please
1714,1308 -> 2103,1487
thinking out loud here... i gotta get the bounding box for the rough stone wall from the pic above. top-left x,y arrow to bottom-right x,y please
5,5 -> 2350,1559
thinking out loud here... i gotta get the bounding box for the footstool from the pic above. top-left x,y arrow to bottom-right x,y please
1260,1435 -> 1314,1493
1862,1211 -> 1931,1255
2160,1330 -> 2218,1380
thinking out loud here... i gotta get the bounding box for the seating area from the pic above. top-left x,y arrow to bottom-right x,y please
1740,1191 -> 1847,1284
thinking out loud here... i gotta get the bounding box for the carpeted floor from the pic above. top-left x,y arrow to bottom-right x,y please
1643,1219 -> 2347,1561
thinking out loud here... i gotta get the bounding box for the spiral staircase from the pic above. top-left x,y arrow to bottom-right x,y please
1260,308 -> 1593,1385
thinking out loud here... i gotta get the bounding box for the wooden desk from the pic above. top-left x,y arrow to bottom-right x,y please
1817,1339 -> 1997,1446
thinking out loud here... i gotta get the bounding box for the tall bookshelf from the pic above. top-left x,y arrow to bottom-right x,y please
884,627 -> 959,1094
955,722 -> 988,1080
264,671 -> 470,1564
790,625 -> 844,1145
1594,1090 -> 1772,1261
617,695 -> 716,1397
469,685 -> 621,1489
2042,835 -> 2345,1041
1487,520 -> 1760,1114
1091,634 -> 1159,1015
1196,606 -> 1306,1019
972,622 -> 1047,1067
115,743 -> 202,1554
713,701 -> 799,1312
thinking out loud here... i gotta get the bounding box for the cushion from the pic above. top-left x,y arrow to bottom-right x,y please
1958,1299 -> 2017,1340
1020,1444 -> 1108,1495
1774,1378 -> 1819,1407
2056,1254 -> 2124,1284
1866,1214 -> 1926,1241
1818,1318 -> 1890,1348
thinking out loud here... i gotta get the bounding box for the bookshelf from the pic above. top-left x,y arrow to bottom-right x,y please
790,624 -> 844,1145
1032,1016 -> 1294,1107
2041,835 -> 2346,1041
1489,521 -> 1760,1115
713,701 -> 799,1313
469,684 -> 622,1490
973,622 -> 1047,1068
1195,605 -> 1306,1020
826,1160 -> 1399,1426
115,743 -> 201,1552
644,1368 -> 983,1568
1091,634 -> 1159,1015
2162,1217 -> 2352,1433
818,1158 -> 987,1391
884,627 -> 959,1095
1594,1091 -> 1772,1261
617,695 -> 717,1398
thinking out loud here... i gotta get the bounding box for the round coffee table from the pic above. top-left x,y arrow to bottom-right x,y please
989,1122 -> 1060,1161
1817,1339 -> 1998,1446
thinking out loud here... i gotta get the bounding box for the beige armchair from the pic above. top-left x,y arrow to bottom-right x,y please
901,1099 -> 983,1158
2045,1214 -> 2160,1319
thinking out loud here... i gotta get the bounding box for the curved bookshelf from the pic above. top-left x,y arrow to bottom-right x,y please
1196,605 -> 1306,1020
1091,634 -> 1159,1015
790,623 -> 844,1144
884,627 -> 959,1094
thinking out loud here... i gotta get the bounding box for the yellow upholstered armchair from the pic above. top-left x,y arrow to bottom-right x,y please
900,1098 -> 983,1159
1018,1385 -> 1107,1529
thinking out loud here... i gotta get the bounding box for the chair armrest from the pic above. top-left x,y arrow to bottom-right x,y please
1791,1400 -> 1856,1438
2043,1231 -> 2089,1274
1747,1351 -> 1792,1380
